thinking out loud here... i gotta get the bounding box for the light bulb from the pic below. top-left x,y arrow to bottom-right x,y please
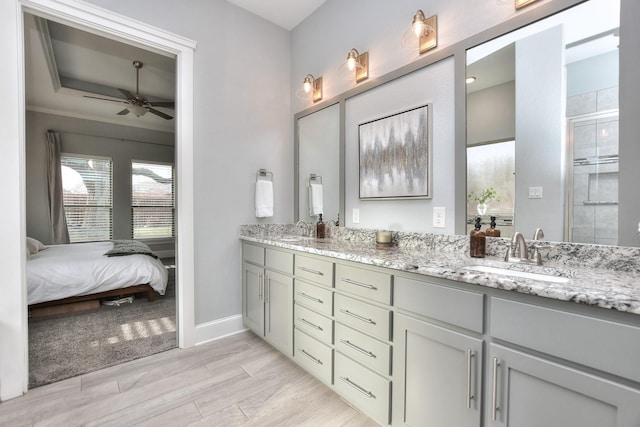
303,76 -> 312,93
413,20 -> 425,37
347,57 -> 356,71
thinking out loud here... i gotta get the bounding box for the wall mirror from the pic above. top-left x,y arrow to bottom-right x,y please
296,103 -> 341,224
466,0 -> 625,244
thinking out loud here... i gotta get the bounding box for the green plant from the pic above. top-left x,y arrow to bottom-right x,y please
467,187 -> 501,204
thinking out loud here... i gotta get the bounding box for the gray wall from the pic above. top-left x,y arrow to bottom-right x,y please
467,81 -> 515,146
567,51 -> 619,97
344,58 -> 455,232
83,0 -> 292,324
515,26 -> 565,240
26,111 -> 174,249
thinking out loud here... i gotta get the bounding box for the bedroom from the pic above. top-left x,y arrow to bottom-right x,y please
23,13 -> 178,386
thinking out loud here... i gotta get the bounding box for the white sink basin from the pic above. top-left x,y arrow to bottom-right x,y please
464,265 -> 570,284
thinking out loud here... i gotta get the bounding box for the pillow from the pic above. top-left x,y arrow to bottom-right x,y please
26,237 -> 46,255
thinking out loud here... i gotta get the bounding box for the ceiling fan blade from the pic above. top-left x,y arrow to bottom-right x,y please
117,108 -> 130,116
148,101 -> 175,109
118,88 -> 137,100
147,108 -> 174,120
83,95 -> 128,104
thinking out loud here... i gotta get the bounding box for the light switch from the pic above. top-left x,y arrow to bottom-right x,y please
352,208 -> 360,224
528,186 -> 543,199
433,207 -> 446,228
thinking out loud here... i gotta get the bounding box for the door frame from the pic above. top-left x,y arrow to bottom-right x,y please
1,0 -> 196,400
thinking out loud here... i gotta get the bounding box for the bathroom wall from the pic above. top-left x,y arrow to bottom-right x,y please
344,58 -> 455,232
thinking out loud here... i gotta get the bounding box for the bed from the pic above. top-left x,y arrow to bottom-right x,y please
26,240 -> 169,307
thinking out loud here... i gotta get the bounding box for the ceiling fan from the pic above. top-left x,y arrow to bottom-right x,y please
84,60 -> 174,120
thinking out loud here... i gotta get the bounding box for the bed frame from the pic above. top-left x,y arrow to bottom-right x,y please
28,284 -> 156,317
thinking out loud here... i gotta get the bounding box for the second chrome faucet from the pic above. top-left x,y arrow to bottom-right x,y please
505,228 -> 545,265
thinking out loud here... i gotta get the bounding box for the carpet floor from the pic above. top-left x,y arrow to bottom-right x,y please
28,263 -> 176,389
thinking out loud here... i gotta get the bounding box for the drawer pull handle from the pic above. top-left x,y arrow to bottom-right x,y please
298,318 -> 323,331
296,292 -> 323,304
340,339 -> 376,358
341,278 -> 377,290
466,349 -> 475,409
339,376 -> 375,399
299,266 -> 324,276
339,309 -> 376,325
299,349 -> 323,365
491,357 -> 501,421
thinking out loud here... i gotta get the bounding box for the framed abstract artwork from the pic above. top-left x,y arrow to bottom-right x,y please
358,104 -> 432,199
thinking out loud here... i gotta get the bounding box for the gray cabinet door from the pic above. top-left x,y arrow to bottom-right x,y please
487,344 -> 640,427
393,314 -> 483,427
243,262 -> 264,335
265,270 -> 293,356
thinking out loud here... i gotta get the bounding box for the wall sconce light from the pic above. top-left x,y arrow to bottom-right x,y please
401,9 -> 437,54
515,0 -> 539,9
296,74 -> 323,103
340,48 -> 369,83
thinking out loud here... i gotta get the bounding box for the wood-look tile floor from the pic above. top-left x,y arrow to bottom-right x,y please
0,331 -> 379,426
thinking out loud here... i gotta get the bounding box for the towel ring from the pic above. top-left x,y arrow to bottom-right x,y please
257,168 -> 273,181
309,174 -> 323,184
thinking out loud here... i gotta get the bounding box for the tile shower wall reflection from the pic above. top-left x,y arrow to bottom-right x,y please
568,87 -> 619,245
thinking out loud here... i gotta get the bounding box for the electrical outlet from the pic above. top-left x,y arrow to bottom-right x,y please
352,208 -> 360,224
528,186 -> 543,199
433,207 -> 446,228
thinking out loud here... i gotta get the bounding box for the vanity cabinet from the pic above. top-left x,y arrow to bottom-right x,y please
487,297 -> 640,427
487,343 -> 640,427
242,242 -> 293,355
393,275 -> 485,427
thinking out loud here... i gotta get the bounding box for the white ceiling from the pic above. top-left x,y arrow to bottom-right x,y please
225,0 -> 327,30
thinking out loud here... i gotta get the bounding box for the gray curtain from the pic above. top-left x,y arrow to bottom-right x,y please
45,131 -> 70,244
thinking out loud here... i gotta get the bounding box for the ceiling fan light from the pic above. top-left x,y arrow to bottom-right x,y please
129,105 -> 147,117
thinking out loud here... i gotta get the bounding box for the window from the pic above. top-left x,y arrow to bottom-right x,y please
131,161 -> 174,239
61,155 -> 113,242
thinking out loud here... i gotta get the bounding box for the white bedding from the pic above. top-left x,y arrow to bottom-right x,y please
27,241 -> 168,305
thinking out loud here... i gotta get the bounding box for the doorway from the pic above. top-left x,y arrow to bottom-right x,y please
1,0 -> 195,400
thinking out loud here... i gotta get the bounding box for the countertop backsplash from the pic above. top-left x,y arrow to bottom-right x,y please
239,224 -> 640,273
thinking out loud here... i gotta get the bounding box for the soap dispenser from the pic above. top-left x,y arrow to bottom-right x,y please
486,216 -> 501,237
470,217 -> 486,258
316,214 -> 325,239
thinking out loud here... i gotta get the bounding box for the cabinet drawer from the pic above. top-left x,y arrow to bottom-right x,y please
295,280 -> 333,317
294,329 -> 332,385
491,297 -> 640,383
335,264 -> 392,305
295,303 -> 333,345
242,242 -> 264,265
334,352 -> 390,426
335,294 -> 392,341
395,275 -> 484,333
335,323 -> 391,375
266,248 -> 293,274
295,255 -> 334,288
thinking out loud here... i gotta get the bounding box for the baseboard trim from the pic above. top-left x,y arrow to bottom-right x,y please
194,314 -> 246,345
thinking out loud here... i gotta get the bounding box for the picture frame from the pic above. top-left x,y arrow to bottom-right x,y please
358,104 -> 432,200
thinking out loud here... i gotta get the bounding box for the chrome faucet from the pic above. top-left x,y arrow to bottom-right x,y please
295,220 -> 312,237
504,229 -> 545,265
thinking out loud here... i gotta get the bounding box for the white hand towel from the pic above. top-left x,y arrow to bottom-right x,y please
255,180 -> 274,218
309,183 -> 323,216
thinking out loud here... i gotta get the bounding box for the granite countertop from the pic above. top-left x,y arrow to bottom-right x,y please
240,233 -> 640,315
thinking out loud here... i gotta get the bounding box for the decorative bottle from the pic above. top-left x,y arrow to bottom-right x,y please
486,216 -> 501,237
470,217 -> 486,258
316,214 -> 325,238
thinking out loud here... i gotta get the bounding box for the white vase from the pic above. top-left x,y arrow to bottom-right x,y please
476,203 -> 487,215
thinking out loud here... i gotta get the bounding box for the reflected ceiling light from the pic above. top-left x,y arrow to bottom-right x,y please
296,74 -> 323,103
401,9 -> 437,54
339,48 -> 369,83
466,76 -> 477,84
